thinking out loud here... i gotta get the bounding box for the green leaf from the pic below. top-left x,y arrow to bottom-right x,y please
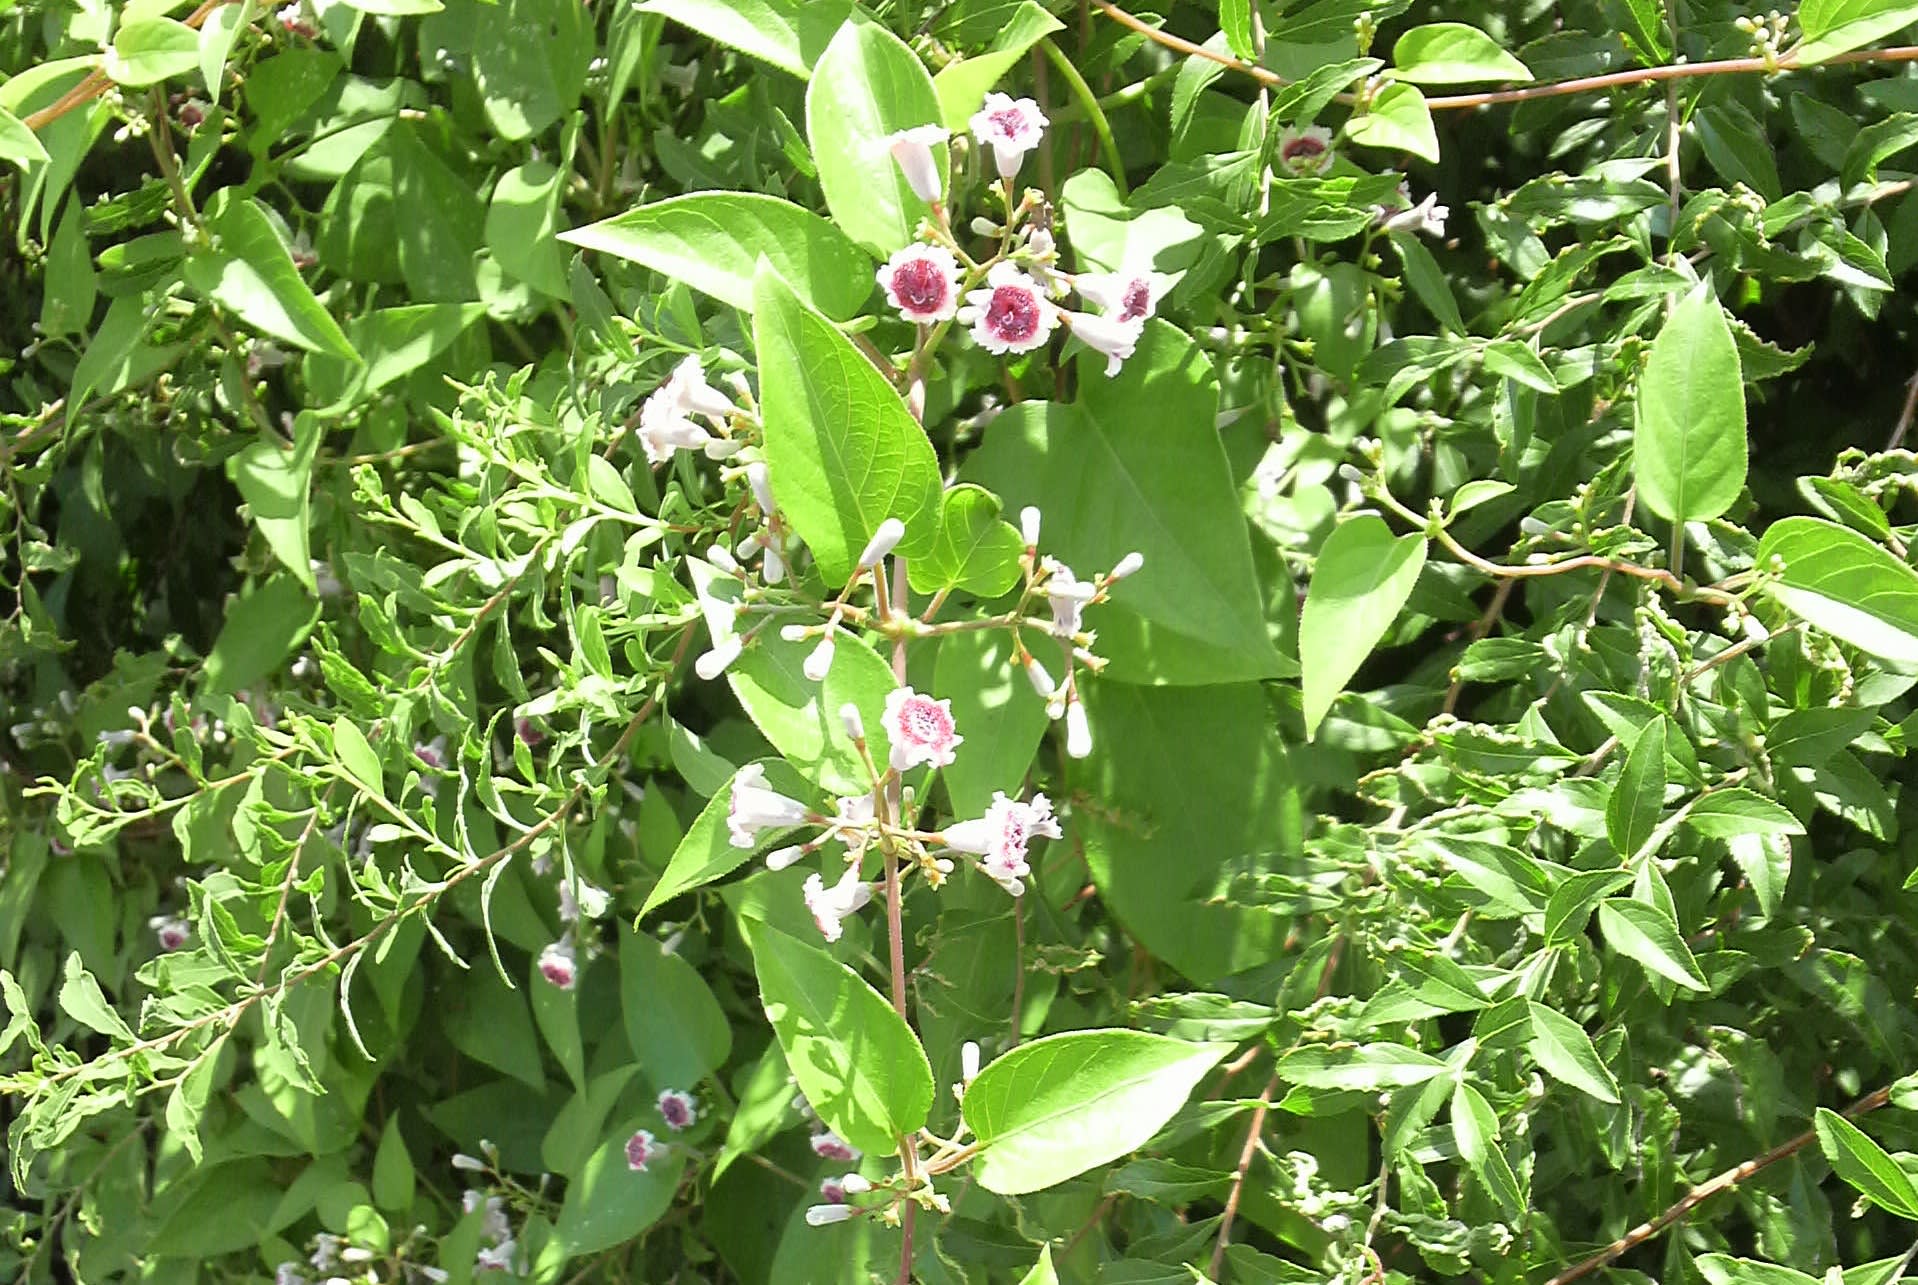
1450,1080 -> 1498,1168
752,265 -> 941,582
726,631 -> 898,795
1017,1247 -> 1061,1285
198,0 -> 253,104
230,410 -> 321,592
620,925 -> 732,1087
342,0 -> 444,12
961,1030 -> 1229,1194
964,322 -> 1286,684
805,20 -> 943,256
104,17 -> 201,87
185,197 -> 360,361
203,575 -> 321,696
930,2 -> 1065,130
747,919 -> 934,1156
1796,0 -> 1918,63
304,304 -> 486,409
1343,81 -> 1439,164
551,1123 -> 686,1255
933,630 -> 1049,819
640,758 -> 818,914
1606,714 -> 1668,858
1277,1043 -> 1449,1091
1299,515 -> 1428,739
485,161 -> 569,299
1391,230 -> 1465,332
1598,898 -> 1709,990
469,0 -> 591,140
907,484 -> 1025,598
1815,1108 -> 1918,1218
1219,0 -> 1255,60
443,965 -> 545,1091
332,717 -> 384,799
637,0 -> 855,79
1756,516 -> 1918,663
1483,339 -> 1558,392
1525,1002 -> 1621,1103
372,1113 -> 416,1213
1633,286 -> 1747,524
59,953 -> 133,1041
1682,788 -> 1806,838
562,192 -> 874,322
1392,22 -> 1533,84
530,952 -> 586,1092
0,106 -> 49,172
1543,869 -> 1634,944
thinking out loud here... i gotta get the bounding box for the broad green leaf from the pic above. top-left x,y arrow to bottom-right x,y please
1617,0 -> 1672,61
1392,22 -> 1533,84
305,304 -> 486,409
1525,1002 -> 1620,1103
185,197 -> 359,361
1756,516 -> 1918,663
1598,898 -> 1709,990
551,1123 -> 686,1255
1450,1080 -> 1498,1168
1300,515 -> 1428,739
198,0 -> 253,104
1815,1108 -> 1918,1218
1391,230 -> 1465,332
104,17 -> 200,87
964,322 -> 1286,684
443,964 -> 545,1091
620,925 -> 731,1087
0,106 -> 49,171
1695,1258 -> 1821,1285
930,2 -> 1065,130
640,758 -> 818,915
805,20 -> 943,256
372,1113 -> 416,1213
59,953 -> 132,1041
562,193 -> 874,322
1796,0 -> 1918,63
469,0 -> 591,140
332,718 -> 384,799
203,575 -> 321,695
1343,81 -> 1439,164
486,161 -> 569,299
1277,1043 -> 1448,1091
342,0 -> 443,11
933,630 -> 1049,819
230,410 -> 321,592
1681,788 -> 1806,838
1017,1247 -> 1061,1285
530,952 -> 586,1092
747,920 -> 934,1156
961,1030 -> 1229,1194
1543,869 -> 1634,944
907,484 -> 1025,598
726,632 -> 898,795
637,0 -> 855,78
1483,340 -> 1558,392
1634,286 -> 1747,524
1606,714 -> 1668,858
753,267 -> 940,582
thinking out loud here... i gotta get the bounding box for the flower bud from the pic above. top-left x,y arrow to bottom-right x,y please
707,544 -> 742,575
961,1040 -> 981,1082
1024,655 -> 1057,699
1108,551 -> 1144,581
451,1153 -> 485,1172
806,1203 -> 856,1226
1020,506 -> 1041,549
765,844 -> 806,872
1065,700 -> 1092,759
803,633 -> 837,682
840,1173 -> 873,1194
780,624 -> 813,642
839,702 -> 867,741
858,518 -> 906,569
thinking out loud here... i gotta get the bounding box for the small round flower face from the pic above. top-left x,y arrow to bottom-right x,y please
626,1129 -> 661,1171
942,792 -> 1063,895
959,265 -> 1058,357
809,1130 -> 861,1163
1277,125 -> 1335,177
970,92 -> 1048,180
657,1088 -> 699,1131
537,939 -> 577,990
877,245 -> 962,324
882,686 -> 963,771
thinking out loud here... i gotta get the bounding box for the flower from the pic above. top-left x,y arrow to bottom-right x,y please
726,764 -> 811,848
1042,559 -> 1097,638
858,518 -> 906,569
462,1191 -> 512,1243
1073,264 -> 1174,326
1065,699 -> 1092,759
558,878 -> 610,924
1062,309 -> 1144,377
941,792 -> 1061,896
876,245 -> 962,325
414,735 -> 447,770
803,632 -> 837,682
819,1176 -> 848,1203
884,125 -> 949,204
626,1129 -> 662,1171
692,558 -> 744,681
537,938 -> 577,989
810,1130 -> 861,1162
806,1203 -> 856,1226
149,915 -> 190,951
276,2 -> 318,36
1376,184 -> 1448,239
657,1088 -> 698,1131
959,263 -> 1058,356
474,1240 -> 516,1273
970,92 -> 1047,181
1277,124 -> 1334,177
803,868 -> 873,943
882,687 -> 963,771
638,356 -> 736,464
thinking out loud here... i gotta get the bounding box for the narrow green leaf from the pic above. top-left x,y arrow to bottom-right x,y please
1606,715 -> 1669,858
1525,1002 -> 1621,1103
58,953 -> 133,1041
1017,1246 -> 1060,1285
230,410 -> 321,592
1796,0 -> 1918,63
184,197 -> 360,361
1278,1042 -> 1449,1091
1815,1108 -> 1918,1218
1598,898 -> 1709,990
930,1 -> 1063,130
1300,515 -> 1428,739
640,759 -> 818,915
332,717 -> 385,799
1219,0 -> 1255,60
1682,788 -> 1807,838
1634,285 -> 1747,523
372,1113 -> 416,1213
0,105 -> 51,171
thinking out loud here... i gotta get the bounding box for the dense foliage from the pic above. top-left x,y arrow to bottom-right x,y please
19,0 -> 1918,1281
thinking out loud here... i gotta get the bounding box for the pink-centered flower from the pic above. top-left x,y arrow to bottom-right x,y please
884,125 -> 949,204
657,1089 -> 698,1131
882,687 -> 963,771
941,791 -> 1061,896
1277,124 -> 1334,177
626,1129 -> 662,1172
803,867 -> 872,943
1062,310 -> 1144,377
727,764 -> 810,848
970,92 -> 1047,181
877,245 -> 962,324
959,263 -> 1058,356
810,1130 -> 861,1163
537,938 -> 577,990
1073,264 -> 1174,326
149,915 -> 190,952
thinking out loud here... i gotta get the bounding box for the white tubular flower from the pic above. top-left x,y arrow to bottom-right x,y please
625,1129 -> 661,1172
858,518 -> 906,569
659,354 -> 738,419
970,92 -> 1048,181
941,791 -> 1062,896
883,124 -> 949,204
1277,124 -> 1335,176
1073,264 -> 1175,326
803,867 -> 873,942
746,461 -> 777,515
1062,309 -> 1144,377
1020,506 -> 1041,549
639,398 -> 714,466
1377,184 -> 1448,239
877,244 -> 963,324
149,915 -> 190,951
656,1088 -> 699,1131
961,1040 -> 981,1082
726,764 -> 810,848
882,686 -> 964,771
810,1130 -> 860,1162
806,1203 -> 856,1226
692,560 -> 743,680
959,263 -> 1058,356
1042,558 -> 1097,638
803,633 -> 837,682
1065,699 -> 1092,759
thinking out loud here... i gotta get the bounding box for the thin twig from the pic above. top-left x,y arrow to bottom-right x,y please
1209,1071 -> 1278,1279
1890,369 -> 1918,450
1544,1082 -> 1896,1285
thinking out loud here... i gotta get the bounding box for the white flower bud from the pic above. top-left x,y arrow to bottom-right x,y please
806,1203 -> 856,1226
1024,656 -> 1056,699
694,638 -> 743,681
803,633 -> 837,682
839,702 -> 867,740
858,518 -> 906,569
765,844 -> 806,872
451,1154 -> 484,1171
840,1173 -> 873,1194
780,624 -> 813,642
1065,700 -> 1092,759
1108,551 -> 1144,581
1020,506 -> 1041,549
961,1040 -> 981,1081
707,544 -> 742,575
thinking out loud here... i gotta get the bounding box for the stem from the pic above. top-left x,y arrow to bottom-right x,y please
883,554 -> 916,1285
1209,1071 -> 1278,1279
1040,37 -> 1127,197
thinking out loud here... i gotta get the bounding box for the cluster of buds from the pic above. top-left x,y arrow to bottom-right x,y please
535,873 -> 611,990
1735,10 -> 1791,69
637,354 -> 753,466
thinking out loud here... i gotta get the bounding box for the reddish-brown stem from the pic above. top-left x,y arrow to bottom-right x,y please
23,0 -> 232,131
1210,1071 -> 1279,1279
